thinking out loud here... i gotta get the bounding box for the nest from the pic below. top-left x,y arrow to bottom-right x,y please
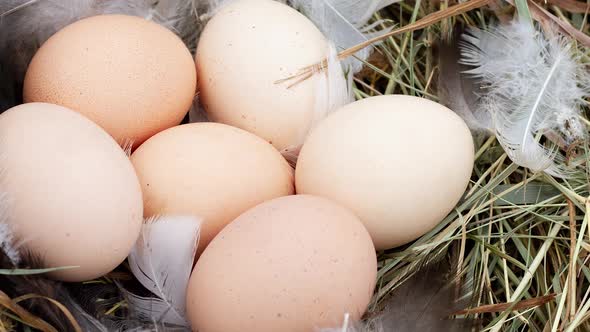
1,0 -> 590,331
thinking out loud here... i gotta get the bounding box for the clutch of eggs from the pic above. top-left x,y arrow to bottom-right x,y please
0,2 -> 478,331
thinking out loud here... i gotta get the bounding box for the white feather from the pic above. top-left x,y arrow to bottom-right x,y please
287,0 -> 399,73
127,215 -> 201,327
280,42 -> 351,161
311,42 -> 353,127
0,189 -> 18,264
459,20 -> 589,176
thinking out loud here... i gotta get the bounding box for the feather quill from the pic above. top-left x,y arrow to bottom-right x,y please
459,20 -> 589,176
287,0 -> 399,73
126,215 -> 201,327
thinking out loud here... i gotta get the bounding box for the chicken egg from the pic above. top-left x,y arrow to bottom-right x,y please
186,195 -> 377,332
0,103 -> 143,281
130,122 -> 294,255
295,95 -> 475,250
196,0 -> 328,151
23,14 -> 196,148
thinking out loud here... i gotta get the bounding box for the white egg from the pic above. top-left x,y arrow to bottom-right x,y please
296,95 -> 475,250
196,0 -> 329,151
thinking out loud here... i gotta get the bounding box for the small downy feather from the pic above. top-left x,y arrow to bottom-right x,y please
287,0 -> 399,73
459,19 -> 589,176
0,192 -> 19,265
281,42 -> 351,161
126,215 -> 201,327
310,42 -> 352,132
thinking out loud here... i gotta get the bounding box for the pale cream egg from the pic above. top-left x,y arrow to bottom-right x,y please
296,95 -> 475,250
196,0 -> 329,151
0,103 -> 143,281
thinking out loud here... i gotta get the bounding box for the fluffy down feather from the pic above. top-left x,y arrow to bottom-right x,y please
459,19 -> 589,176
125,215 -> 201,327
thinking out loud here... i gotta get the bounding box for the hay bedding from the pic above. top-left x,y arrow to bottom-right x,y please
0,0 -> 589,331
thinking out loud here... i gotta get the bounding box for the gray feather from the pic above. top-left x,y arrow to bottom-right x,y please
321,256 -> 477,332
438,27 -> 492,134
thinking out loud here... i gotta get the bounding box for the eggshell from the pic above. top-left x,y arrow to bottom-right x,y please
0,103 -> 143,281
196,0 -> 327,151
186,195 -> 377,332
23,14 -> 196,148
130,122 -> 294,254
296,95 -> 475,250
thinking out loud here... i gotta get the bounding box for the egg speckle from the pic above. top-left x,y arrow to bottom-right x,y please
131,122 -> 294,255
186,195 -> 377,332
23,14 -> 196,148
0,103 -> 143,281
196,0 -> 328,151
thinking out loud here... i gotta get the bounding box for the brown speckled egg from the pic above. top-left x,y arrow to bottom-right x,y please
186,195 -> 377,332
0,103 -> 143,282
296,95 -> 475,250
23,14 -> 196,148
196,0 -> 328,151
130,122 -> 294,255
